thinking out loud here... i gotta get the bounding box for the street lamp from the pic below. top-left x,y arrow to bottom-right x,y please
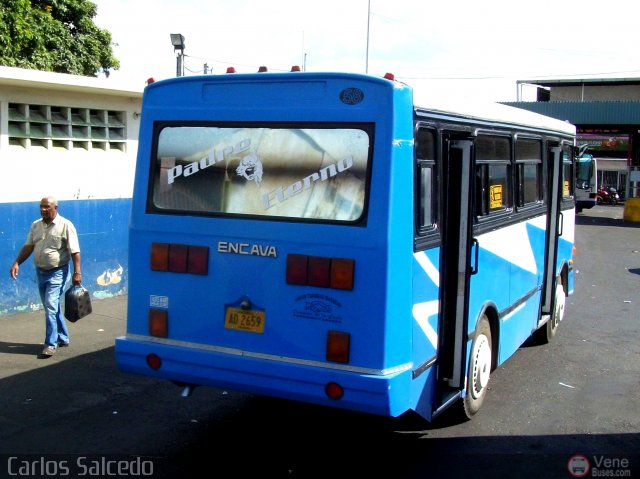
365,0 -> 370,73
170,33 -> 185,77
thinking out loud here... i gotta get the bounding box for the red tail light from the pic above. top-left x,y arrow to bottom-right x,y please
325,382 -> 344,400
286,254 -> 354,290
150,243 -> 169,271
286,254 -> 308,284
168,244 -> 188,273
151,243 -> 209,275
308,256 -> 331,287
187,246 -> 209,275
146,353 -> 162,370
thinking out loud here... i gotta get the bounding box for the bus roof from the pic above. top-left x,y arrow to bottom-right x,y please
143,71 -> 576,136
411,93 -> 576,136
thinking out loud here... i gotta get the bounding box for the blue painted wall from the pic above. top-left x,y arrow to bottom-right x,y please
0,198 -> 131,316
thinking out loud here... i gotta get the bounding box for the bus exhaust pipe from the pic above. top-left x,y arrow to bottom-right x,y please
181,384 -> 195,397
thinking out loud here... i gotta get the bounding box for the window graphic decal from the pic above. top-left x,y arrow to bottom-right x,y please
151,126 -> 370,221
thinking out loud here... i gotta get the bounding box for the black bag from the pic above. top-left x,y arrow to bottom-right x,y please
64,284 -> 92,322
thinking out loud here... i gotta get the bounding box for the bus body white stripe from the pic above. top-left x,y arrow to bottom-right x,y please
412,300 -> 439,348
414,251 -> 440,287
479,221 -> 538,275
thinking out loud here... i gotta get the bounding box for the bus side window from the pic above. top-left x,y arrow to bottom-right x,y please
416,129 -> 437,231
515,138 -> 543,207
475,136 -> 512,217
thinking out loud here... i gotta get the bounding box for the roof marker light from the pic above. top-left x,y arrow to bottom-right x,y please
226,67 -> 237,73
383,72 -> 395,81
258,66 -> 268,72
291,65 -> 301,72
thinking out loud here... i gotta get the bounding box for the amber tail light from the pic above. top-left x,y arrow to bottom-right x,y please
149,309 -> 168,338
326,330 -> 350,363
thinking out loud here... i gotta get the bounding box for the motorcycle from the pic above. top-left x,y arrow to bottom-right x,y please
596,186 -> 620,205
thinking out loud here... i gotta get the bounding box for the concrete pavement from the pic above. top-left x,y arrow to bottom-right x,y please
0,294 -> 127,380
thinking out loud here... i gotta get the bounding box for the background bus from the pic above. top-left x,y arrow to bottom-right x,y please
575,150 -> 597,212
115,71 -> 576,422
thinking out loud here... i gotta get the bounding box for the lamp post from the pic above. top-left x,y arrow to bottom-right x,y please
365,0 -> 370,74
170,33 -> 185,77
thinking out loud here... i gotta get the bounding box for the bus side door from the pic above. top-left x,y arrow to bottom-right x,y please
541,144 -> 563,318
434,136 -> 474,412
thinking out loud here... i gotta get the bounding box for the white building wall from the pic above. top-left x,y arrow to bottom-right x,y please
0,67 -> 144,316
0,67 -> 143,204
550,84 -> 640,102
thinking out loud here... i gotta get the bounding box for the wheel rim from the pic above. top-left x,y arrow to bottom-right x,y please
471,334 -> 491,399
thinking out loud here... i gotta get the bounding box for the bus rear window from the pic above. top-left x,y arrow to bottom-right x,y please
150,125 -> 371,222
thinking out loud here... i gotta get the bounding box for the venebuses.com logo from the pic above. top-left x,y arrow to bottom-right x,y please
568,455 -> 590,477
567,454 -> 632,477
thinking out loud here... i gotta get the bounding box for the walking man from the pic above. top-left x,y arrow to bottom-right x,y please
9,196 -> 82,358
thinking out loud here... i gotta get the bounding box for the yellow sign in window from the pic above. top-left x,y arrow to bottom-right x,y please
490,184 -> 503,209
564,180 -> 570,197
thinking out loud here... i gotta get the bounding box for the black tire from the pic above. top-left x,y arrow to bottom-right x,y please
462,315 -> 492,419
533,279 -> 564,345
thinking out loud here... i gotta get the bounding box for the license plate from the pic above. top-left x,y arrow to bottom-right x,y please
224,307 -> 265,333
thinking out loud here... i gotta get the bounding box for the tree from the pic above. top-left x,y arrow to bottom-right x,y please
0,0 -> 119,77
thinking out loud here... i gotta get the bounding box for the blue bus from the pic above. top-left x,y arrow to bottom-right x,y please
115,71 -> 576,422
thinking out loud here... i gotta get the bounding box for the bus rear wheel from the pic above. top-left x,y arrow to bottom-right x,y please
462,315 -> 492,419
548,280 -> 565,339
534,278 -> 565,344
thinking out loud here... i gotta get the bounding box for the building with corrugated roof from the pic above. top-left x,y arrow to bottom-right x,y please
503,76 -> 640,198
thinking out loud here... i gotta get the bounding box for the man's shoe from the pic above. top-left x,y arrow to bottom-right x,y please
57,342 -> 69,347
41,346 -> 56,357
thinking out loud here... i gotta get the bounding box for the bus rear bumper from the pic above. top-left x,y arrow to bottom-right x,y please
115,335 -> 414,418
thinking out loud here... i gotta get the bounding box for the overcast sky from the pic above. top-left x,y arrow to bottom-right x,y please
92,0 -> 640,101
